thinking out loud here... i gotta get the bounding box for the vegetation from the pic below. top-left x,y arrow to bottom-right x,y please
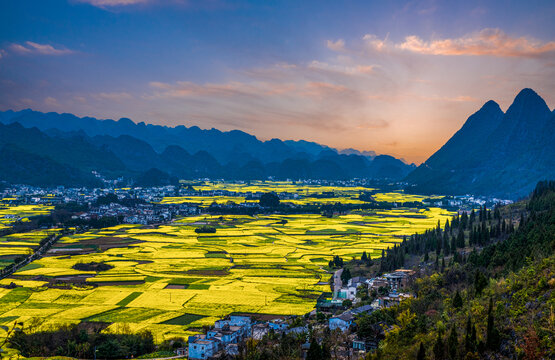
8,324 -> 154,359
361,181 -> 555,359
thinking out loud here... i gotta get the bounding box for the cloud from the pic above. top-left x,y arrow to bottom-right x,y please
395,28 -> 555,57
9,41 -> 74,55
44,96 -> 60,107
327,39 -> 345,52
308,60 -> 377,75
362,34 -> 388,52
93,92 -> 133,101
76,0 -> 149,7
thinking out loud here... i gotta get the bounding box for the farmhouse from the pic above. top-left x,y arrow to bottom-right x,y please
188,316 -> 252,359
329,311 -> 354,332
268,318 -> 289,331
384,269 -> 415,290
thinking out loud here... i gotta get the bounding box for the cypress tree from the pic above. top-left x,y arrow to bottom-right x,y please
433,331 -> 445,360
361,251 -> 368,262
457,228 -> 465,248
453,290 -> 463,308
464,316 -> 472,351
486,298 -> 500,350
447,326 -> 458,360
416,342 -> 426,360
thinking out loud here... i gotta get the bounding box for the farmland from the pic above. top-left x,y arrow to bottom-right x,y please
0,185 -> 452,343
0,204 -> 54,230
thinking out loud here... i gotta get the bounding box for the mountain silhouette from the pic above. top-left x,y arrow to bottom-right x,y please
406,88 -> 555,199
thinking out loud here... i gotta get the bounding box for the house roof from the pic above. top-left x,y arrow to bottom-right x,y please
351,305 -> 374,315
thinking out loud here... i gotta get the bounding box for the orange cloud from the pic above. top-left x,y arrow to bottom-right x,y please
327,39 -> 345,52
360,29 -> 555,58
397,28 -> 555,57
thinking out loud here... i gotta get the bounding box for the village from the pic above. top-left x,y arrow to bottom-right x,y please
183,268 -> 416,359
1,181 -> 509,228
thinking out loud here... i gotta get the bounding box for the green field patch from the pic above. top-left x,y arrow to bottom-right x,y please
84,307 -> 166,323
0,287 -> 32,303
116,292 -> 143,306
18,263 -> 42,271
186,284 -> 210,290
205,251 -> 227,258
185,269 -> 229,276
161,313 -> 206,325
167,278 -> 203,285
0,316 -> 19,324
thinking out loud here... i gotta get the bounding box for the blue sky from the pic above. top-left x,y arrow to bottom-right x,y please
1,0 -> 554,163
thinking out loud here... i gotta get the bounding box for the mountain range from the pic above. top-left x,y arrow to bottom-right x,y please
1,88 -> 552,197
0,111 -> 414,187
405,88 -> 555,199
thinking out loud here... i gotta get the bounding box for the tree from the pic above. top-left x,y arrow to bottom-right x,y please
417,342 -> 426,360
447,326 -> 458,360
452,291 -> 463,308
306,338 -> 323,360
259,192 -> 280,207
341,267 -> 351,284
464,316 -> 473,352
474,271 -> 488,296
361,251 -> 368,262
486,298 -> 500,350
433,331 -> 445,360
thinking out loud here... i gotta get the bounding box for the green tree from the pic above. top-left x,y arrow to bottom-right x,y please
433,331 -> 445,360
452,291 -> 463,309
486,298 -> 500,350
306,338 -> 322,360
474,271 -> 488,296
417,342 -> 426,360
361,251 -> 368,262
447,326 -> 458,360
341,267 -> 352,283
259,192 -> 280,207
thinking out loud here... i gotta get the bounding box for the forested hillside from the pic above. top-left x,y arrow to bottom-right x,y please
362,181 -> 555,359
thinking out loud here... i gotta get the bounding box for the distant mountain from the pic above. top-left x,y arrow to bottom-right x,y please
0,109 -> 414,185
406,88 -> 555,199
0,109 -> 328,165
338,148 -> 377,159
0,122 -> 123,183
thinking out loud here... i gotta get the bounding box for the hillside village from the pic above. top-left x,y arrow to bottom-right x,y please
184,268 -> 416,359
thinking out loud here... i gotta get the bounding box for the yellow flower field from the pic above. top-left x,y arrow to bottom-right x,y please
0,186 -> 452,343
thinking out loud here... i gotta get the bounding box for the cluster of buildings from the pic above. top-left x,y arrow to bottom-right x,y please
186,316 -> 308,359
76,202 -> 198,225
332,269 -> 415,303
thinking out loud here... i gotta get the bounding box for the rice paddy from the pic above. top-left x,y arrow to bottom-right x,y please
0,185 -> 452,343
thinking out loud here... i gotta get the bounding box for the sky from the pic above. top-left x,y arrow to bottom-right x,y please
0,0 -> 554,163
